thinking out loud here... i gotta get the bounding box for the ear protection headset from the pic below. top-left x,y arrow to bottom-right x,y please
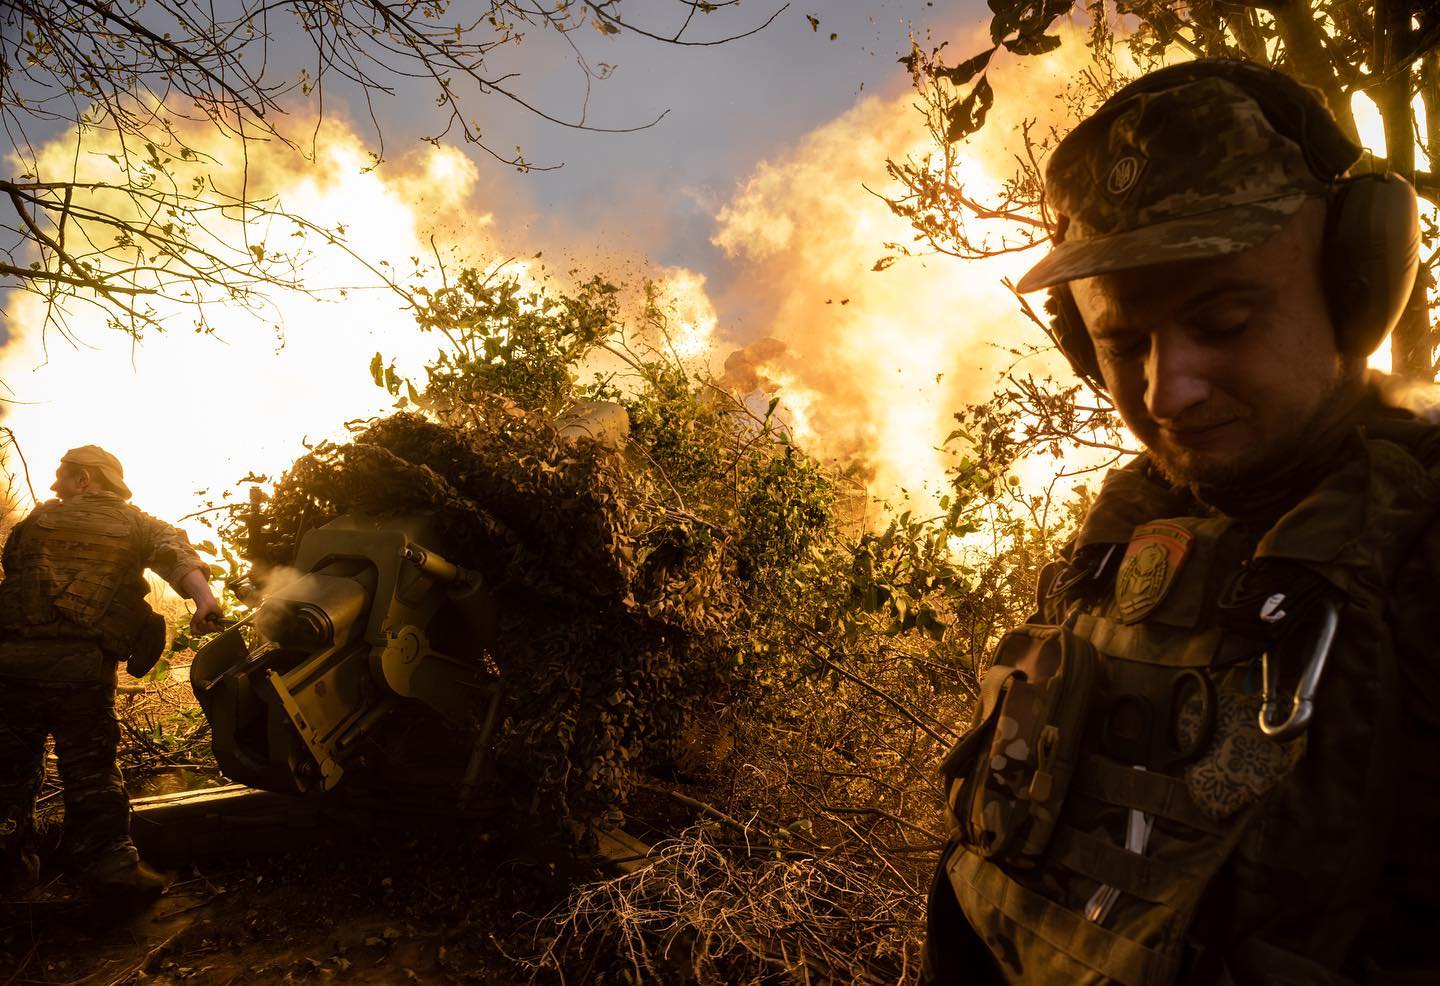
1048,60 -> 1421,388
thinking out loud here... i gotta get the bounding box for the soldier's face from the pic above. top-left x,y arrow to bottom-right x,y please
50,465 -> 90,500
1071,202 -> 1350,491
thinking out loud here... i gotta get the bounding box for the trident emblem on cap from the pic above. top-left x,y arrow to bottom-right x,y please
1105,155 -> 1143,196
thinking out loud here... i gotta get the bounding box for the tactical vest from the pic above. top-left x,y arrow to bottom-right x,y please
0,492 -> 159,662
938,431 -> 1440,985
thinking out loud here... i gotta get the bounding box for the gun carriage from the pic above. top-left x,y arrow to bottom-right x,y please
191,514 -> 504,808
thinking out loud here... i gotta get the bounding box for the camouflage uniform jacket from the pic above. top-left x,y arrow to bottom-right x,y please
929,405 -> 1440,985
0,491 -> 205,683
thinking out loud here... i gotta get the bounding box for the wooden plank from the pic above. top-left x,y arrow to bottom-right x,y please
130,785 -> 325,867
593,827 -> 655,874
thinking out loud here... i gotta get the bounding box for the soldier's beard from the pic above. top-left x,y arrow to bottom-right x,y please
1146,377 -> 1357,504
1147,427 -> 1269,493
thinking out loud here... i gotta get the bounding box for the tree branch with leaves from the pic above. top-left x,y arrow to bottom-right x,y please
0,0 -> 782,342
887,0 -> 1439,377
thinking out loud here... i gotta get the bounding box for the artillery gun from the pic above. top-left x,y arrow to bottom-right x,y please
189,403 -> 633,811
190,513 -> 504,808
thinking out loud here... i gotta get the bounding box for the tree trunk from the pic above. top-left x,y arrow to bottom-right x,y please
1375,1 -> 1432,378
1228,8 -> 1268,64
1267,0 -> 1355,139
1419,50 -> 1439,375
1370,0 -> 1428,377
1412,39 -> 1438,205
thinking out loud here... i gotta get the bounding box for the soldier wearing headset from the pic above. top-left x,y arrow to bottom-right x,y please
924,61 -> 1437,985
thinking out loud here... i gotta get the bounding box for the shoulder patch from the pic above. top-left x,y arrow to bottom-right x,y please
1114,521 -> 1194,623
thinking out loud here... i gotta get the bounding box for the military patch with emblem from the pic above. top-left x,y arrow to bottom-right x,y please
1114,521 -> 1194,623
1105,153 -> 1146,197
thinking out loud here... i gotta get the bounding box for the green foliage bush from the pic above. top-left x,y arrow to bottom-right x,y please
236,268 -> 857,835
225,262 -> 1103,975
412,268 -> 622,416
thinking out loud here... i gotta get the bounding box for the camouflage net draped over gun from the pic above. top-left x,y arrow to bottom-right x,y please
245,408 -> 742,834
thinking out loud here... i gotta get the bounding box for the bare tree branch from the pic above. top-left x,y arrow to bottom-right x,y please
0,0 -> 776,343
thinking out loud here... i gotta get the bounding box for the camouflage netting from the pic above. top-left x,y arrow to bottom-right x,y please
245,407 -> 743,833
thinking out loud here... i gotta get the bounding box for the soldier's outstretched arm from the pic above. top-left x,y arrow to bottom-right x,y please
132,508 -> 205,586
177,568 -> 223,634
131,507 -> 223,632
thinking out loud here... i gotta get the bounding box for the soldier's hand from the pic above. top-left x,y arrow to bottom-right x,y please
189,598 -> 225,635
180,568 -> 225,634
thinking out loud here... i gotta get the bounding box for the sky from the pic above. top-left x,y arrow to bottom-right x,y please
2,0 -> 1421,540
321,0 -> 987,324
0,0 -> 1101,530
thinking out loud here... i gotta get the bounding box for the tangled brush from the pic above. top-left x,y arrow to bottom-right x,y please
526,822 -> 915,985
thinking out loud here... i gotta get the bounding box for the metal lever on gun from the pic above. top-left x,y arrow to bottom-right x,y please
1258,599 -> 1340,741
403,544 -> 486,601
403,543 -> 461,583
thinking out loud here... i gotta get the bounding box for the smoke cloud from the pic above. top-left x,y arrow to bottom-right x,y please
0,116 -> 487,530
708,32 -> 1096,508
1,28 -> 1105,542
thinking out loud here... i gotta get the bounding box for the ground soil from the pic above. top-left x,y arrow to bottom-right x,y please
0,656 -> 710,985
0,816 -> 607,985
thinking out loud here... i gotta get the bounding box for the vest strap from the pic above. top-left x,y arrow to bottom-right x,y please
979,663 -> 1022,714
1073,757 -> 1228,836
1073,612 -> 1222,667
942,666 -> 1023,820
948,846 -> 1164,985
1052,824 -> 1199,906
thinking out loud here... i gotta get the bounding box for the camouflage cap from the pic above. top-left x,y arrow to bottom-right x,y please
60,445 -> 132,500
1016,73 -> 1347,293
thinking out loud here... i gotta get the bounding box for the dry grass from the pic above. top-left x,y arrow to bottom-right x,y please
528,822 -> 922,986
518,639 -> 977,985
